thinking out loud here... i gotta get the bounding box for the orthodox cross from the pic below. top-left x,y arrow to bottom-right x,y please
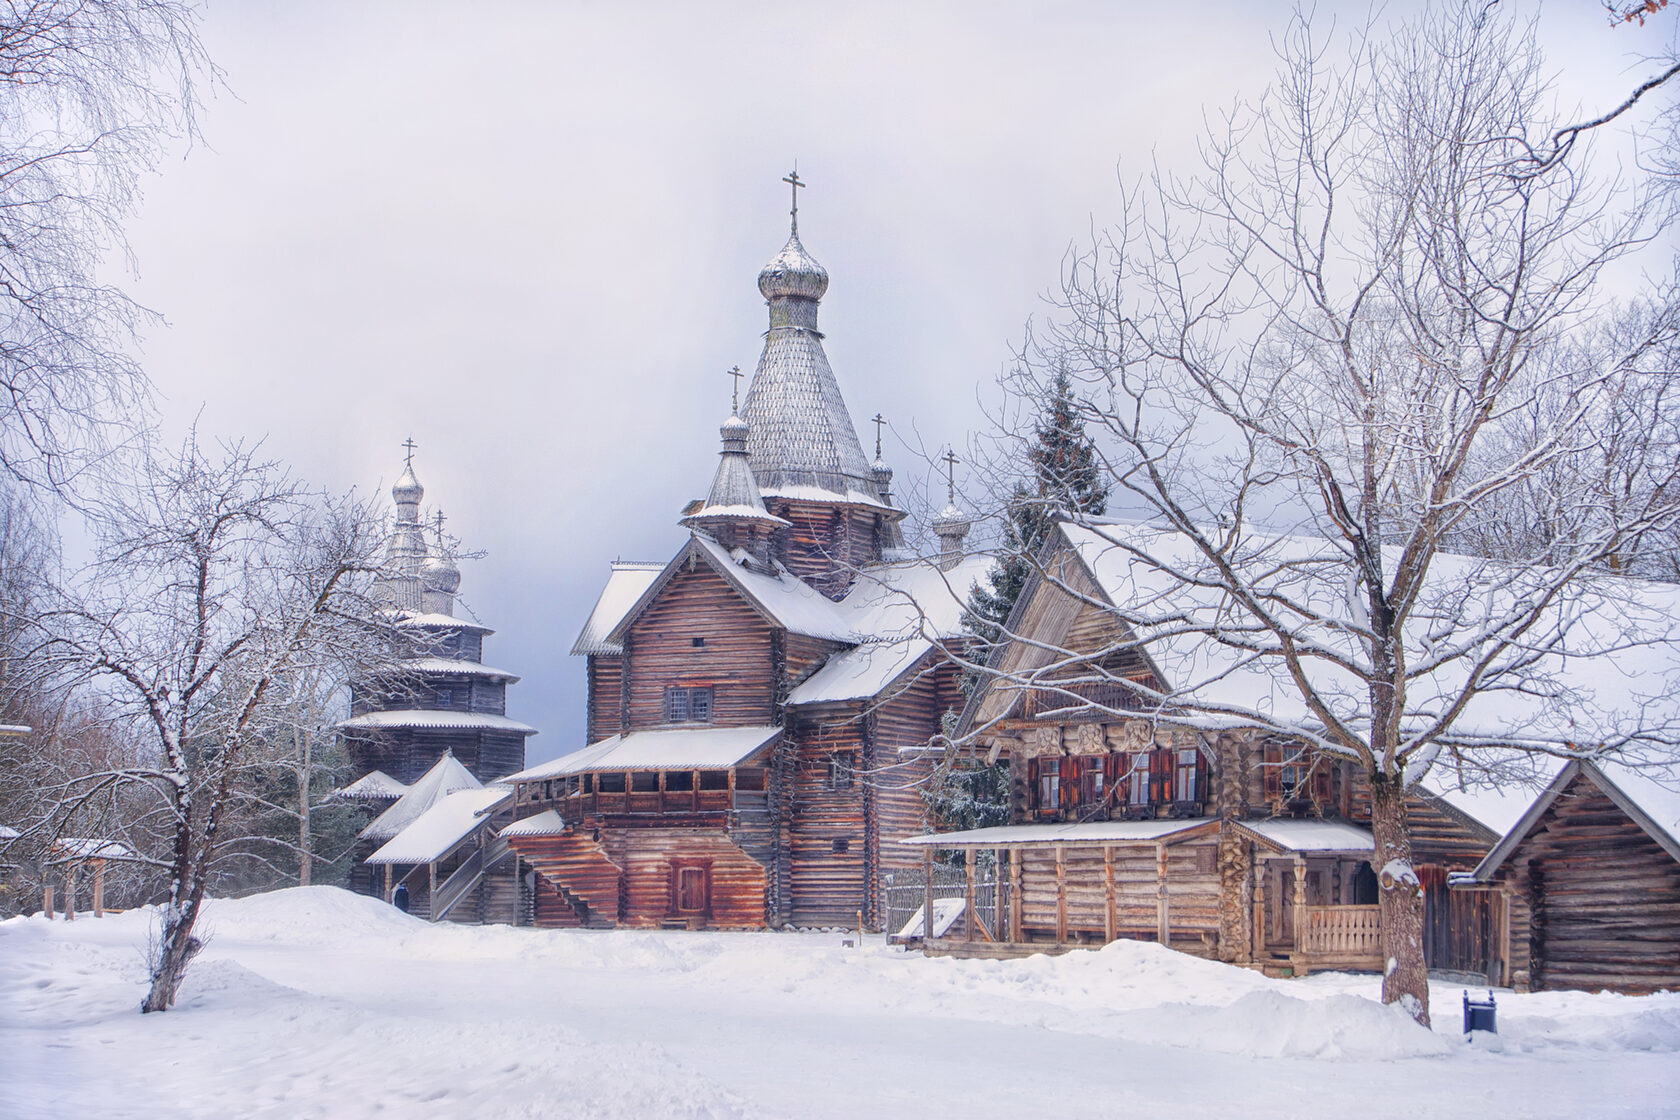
942,448 -> 960,503
402,436 -> 418,467
729,365 -> 744,413
782,167 -> 805,232
872,413 -> 886,459
433,509 -> 447,545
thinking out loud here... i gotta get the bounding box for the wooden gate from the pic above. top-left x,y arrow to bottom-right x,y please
1420,864 -> 1494,980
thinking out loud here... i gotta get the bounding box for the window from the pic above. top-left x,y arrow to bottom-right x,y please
630,771 -> 658,793
435,689 -> 452,707
666,771 -> 695,792
735,767 -> 766,791
691,636 -> 706,648
597,773 -> 625,793
665,686 -> 714,723
1081,756 -> 1106,805
832,838 -> 850,854
1174,749 -> 1204,803
1123,753 -> 1150,807
827,753 -> 855,791
1036,762 -> 1060,811
699,770 -> 730,791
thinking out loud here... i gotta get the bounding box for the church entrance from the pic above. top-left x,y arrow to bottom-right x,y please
670,862 -> 712,923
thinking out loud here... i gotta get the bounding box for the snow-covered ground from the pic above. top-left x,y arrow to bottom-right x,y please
3,888 -> 1677,1119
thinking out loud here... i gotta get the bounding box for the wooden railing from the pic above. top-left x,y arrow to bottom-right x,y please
1301,904 -> 1381,957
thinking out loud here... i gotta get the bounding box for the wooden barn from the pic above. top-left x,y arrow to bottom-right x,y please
1464,759 -> 1680,994
924,519 -> 1527,978
499,197 -> 987,931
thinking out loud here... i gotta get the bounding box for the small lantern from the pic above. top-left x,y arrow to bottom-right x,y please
1463,989 -> 1497,1035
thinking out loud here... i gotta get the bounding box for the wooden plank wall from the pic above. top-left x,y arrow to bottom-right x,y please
764,500 -> 885,601
342,728 -> 526,786
587,654 -> 623,742
786,715 -> 868,926
872,666 -> 952,884
1493,773 -> 1680,994
1010,841 -> 1221,949
607,829 -> 769,929
624,563 -> 775,730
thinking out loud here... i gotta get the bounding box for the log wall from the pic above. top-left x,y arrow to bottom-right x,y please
587,655 -> 622,742
1490,772 -> 1680,994
624,563 -> 775,730
764,499 -> 885,601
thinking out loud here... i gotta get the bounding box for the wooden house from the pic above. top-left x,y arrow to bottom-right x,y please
499,203 -> 988,932
927,520 -> 1515,977
1463,759 -> 1680,994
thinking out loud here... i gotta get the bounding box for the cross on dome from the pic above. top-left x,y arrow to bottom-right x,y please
782,167 -> 805,233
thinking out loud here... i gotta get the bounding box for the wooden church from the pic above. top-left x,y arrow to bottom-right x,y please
336,453 -> 536,918
498,184 -> 989,931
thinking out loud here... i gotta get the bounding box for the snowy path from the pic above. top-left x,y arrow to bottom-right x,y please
2,887 -> 1678,1119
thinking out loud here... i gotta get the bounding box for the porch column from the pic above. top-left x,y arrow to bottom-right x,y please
64,864 -> 76,921
1008,846 -> 1022,942
429,861 -> 439,923
1292,854 -> 1307,976
922,845 -> 935,943
1055,846 -> 1067,943
963,851 -> 976,942
92,859 -> 105,918
1252,856 -> 1266,962
1103,846 -> 1117,942
384,862 -> 392,901
1156,843 -> 1169,945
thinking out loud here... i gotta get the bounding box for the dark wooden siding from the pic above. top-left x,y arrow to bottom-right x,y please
787,716 -> 868,926
624,563 -> 775,730
765,499 -> 884,601
1492,772 -> 1680,994
588,655 -> 623,742
343,728 -> 526,786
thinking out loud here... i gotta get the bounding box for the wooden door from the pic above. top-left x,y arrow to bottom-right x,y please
674,865 -> 710,915
1420,864 -> 1493,979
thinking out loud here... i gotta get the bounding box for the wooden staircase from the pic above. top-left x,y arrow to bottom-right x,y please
509,833 -> 624,928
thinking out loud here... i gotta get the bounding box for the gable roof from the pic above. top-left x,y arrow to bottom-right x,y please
1472,758 -> 1680,877
365,786 -> 511,865
572,561 -> 664,655
333,769 -> 410,801
787,638 -> 936,706
360,754 -> 483,842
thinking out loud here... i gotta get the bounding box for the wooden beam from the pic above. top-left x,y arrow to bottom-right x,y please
41,883 -> 52,920
1009,846 -> 1022,943
923,845 -> 935,944
384,862 -> 393,901
964,854 -> 976,943
1104,846 -> 1117,943
92,859 -> 105,918
1251,855 -> 1265,962
430,862 -> 439,923
65,864 -> 76,922
1292,855 -> 1307,977
1156,843 -> 1169,945
1055,846 -> 1067,944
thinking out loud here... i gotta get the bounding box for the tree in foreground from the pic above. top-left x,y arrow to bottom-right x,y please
976,5 -> 1680,1025
0,0 -> 212,492
35,437 -> 384,1011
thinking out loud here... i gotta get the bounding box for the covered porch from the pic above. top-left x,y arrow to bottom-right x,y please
897,818 -> 1223,960
1232,819 -> 1382,976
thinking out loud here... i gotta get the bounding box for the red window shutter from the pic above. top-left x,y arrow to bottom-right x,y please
1312,758 -> 1333,805
1262,745 -> 1282,801
1061,756 -> 1081,809
1149,748 -> 1173,804
1196,751 -> 1211,805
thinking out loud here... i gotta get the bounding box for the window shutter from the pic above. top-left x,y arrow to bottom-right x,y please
1196,751 -> 1211,805
1312,757 -> 1333,806
1060,756 -> 1081,810
1262,745 -> 1282,801
1149,748 -> 1173,805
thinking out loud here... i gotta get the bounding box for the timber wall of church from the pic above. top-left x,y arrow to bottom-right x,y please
786,714 -> 867,927
766,499 -> 886,600
343,728 -> 526,786
623,564 -> 775,729
587,655 -> 622,742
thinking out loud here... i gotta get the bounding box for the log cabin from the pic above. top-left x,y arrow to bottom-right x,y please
1463,758 -> 1680,994
498,199 -> 989,931
920,518 -> 1609,979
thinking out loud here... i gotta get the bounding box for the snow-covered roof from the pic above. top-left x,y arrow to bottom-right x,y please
901,818 -> 1218,847
365,787 -> 511,865
572,561 -> 664,656
498,809 -> 568,838
1061,521 -> 1680,752
396,612 -> 494,634
376,657 -> 519,682
337,710 -> 537,736
1472,758 -> 1680,878
687,535 -> 859,641
1235,819 -> 1375,853
0,825 -> 17,840
786,639 -> 934,705
759,482 -> 894,511
842,553 -> 993,642
360,754 -> 483,842
48,837 -> 135,861
506,725 -> 781,781
333,770 -> 410,801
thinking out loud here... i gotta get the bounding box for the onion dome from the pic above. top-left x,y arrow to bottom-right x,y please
682,411 -> 790,536
420,551 -> 461,596
757,229 -> 829,303
392,463 -> 423,507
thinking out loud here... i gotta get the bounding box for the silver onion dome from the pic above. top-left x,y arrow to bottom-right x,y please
420,550 -> 461,596
392,463 -> 424,506
721,412 -> 750,448
758,230 -> 829,302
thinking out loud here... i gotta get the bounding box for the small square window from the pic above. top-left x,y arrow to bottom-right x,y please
691,637 -> 706,648
665,686 -> 713,724
436,689 -> 452,707
827,754 -> 855,791
832,838 -> 849,854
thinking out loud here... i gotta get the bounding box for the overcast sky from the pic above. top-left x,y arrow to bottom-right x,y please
119,1 -> 1676,762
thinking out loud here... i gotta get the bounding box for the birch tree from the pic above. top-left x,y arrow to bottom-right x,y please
974,4 -> 1680,1025
34,437 -> 384,1011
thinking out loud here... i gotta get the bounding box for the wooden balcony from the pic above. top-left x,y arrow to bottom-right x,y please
1297,904 -> 1383,971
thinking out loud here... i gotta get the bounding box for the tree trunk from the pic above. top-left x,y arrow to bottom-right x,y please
1370,772 -> 1429,1026
141,892 -> 205,1012
296,726 -> 312,888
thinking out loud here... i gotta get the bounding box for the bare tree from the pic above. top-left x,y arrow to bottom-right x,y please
0,0 -> 213,492
33,436 -> 385,1011
966,4 -> 1680,1025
